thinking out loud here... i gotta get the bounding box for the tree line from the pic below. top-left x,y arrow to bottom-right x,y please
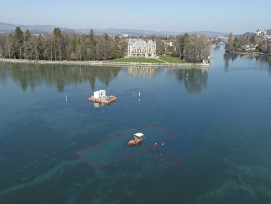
0,27 -> 126,61
225,32 -> 271,53
154,33 -> 211,63
0,26 -> 211,63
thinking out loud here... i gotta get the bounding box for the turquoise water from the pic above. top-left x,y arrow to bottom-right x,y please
1,47 -> 271,204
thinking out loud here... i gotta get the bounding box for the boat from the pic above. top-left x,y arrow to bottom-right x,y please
128,132 -> 144,146
88,90 -> 117,104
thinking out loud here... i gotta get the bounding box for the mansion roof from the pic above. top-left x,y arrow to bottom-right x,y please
128,39 -> 156,47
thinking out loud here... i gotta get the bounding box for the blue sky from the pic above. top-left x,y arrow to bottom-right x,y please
0,0 -> 270,34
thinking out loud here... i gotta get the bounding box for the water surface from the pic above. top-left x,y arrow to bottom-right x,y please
1,47 -> 271,204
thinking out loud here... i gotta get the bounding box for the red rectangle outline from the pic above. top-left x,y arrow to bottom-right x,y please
146,146 -> 184,166
75,124 -> 179,170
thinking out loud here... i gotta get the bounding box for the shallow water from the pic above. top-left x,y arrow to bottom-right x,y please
1,47 -> 271,204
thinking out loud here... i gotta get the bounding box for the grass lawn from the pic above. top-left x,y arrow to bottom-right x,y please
159,55 -> 182,63
110,55 -> 182,64
110,57 -> 161,63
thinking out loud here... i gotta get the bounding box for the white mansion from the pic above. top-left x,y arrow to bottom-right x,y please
128,39 -> 156,58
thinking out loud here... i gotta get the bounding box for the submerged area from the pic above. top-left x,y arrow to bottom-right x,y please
0,47 -> 271,204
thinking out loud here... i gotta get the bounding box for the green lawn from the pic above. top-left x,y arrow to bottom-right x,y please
159,55 -> 182,63
110,55 -> 182,64
110,57 -> 161,63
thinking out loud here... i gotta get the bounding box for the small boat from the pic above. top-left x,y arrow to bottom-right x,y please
88,90 -> 117,104
128,132 -> 144,146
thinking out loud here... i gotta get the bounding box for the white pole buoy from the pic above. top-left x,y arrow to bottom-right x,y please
139,90 -> 141,97
65,95 -> 68,103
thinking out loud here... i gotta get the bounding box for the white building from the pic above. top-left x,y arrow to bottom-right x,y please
128,39 -> 156,58
256,29 -> 267,37
93,90 -> 106,99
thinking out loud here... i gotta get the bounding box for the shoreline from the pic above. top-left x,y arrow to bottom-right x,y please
226,51 -> 271,56
0,58 -> 210,69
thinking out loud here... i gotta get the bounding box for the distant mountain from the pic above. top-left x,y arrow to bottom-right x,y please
76,28 -> 183,36
0,22 -> 227,37
0,22 -> 73,34
189,31 -> 227,37
241,32 -> 255,37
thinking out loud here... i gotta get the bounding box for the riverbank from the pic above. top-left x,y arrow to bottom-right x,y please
226,51 -> 271,57
0,58 -> 210,69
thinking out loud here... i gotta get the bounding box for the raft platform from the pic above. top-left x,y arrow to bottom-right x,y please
88,96 -> 117,104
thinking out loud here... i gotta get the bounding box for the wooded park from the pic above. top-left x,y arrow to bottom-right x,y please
0,27 -> 211,63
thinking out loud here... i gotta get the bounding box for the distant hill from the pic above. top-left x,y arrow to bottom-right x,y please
189,31 -> 227,37
241,32 -> 255,37
76,28 -> 185,36
0,22 -> 227,37
0,22 -> 73,34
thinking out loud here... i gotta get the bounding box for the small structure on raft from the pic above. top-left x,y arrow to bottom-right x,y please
128,132 -> 144,146
88,90 -> 117,104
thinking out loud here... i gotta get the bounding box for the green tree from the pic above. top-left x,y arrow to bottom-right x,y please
250,35 -> 256,45
65,33 -> 77,61
232,36 -> 240,51
9,27 -> 24,59
111,35 -> 123,59
0,34 -> 6,58
225,32 -> 234,52
23,29 -> 32,59
15,27 -> 24,59
53,28 -> 64,60
86,29 -> 97,60
97,34 -> 112,60
179,33 -> 189,60
34,35 -> 44,60
75,36 -> 83,61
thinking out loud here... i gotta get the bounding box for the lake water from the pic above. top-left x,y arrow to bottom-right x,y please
1,47 -> 271,204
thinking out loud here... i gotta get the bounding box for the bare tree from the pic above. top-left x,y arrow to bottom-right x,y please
185,34 -> 210,63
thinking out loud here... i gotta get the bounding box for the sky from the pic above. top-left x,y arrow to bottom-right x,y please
0,0 -> 270,34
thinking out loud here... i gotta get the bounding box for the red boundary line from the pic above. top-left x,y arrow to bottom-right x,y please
75,124 -> 180,170
76,124 -> 156,153
75,151 -> 99,170
146,146 -> 184,166
96,148 -> 147,170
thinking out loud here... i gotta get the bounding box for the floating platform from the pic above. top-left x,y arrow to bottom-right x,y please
88,96 -> 117,104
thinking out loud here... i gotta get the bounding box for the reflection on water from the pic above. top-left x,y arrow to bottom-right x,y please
0,63 -> 121,92
127,66 -> 160,78
224,52 -> 271,73
0,63 -> 209,94
172,69 -> 208,94
223,53 -> 239,70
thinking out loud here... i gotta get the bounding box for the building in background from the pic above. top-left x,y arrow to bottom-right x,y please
128,39 -> 156,58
